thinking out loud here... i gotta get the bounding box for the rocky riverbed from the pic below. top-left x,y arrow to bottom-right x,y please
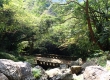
0,59 -> 110,80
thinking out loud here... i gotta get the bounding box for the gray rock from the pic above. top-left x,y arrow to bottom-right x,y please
46,68 -> 74,80
0,59 -> 35,80
70,58 -> 83,66
0,73 -> 9,80
83,66 -> 110,80
46,68 -> 61,78
106,60 -> 110,70
73,74 -> 83,80
60,64 -> 68,69
81,61 -> 97,70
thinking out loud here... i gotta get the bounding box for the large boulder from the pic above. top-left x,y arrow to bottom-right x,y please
0,59 -> 34,80
45,68 -> 75,80
83,66 -> 110,80
0,73 -> 9,80
45,68 -> 61,78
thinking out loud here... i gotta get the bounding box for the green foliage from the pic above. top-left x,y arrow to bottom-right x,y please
25,58 -> 35,65
16,56 -> 26,61
32,68 -> 41,78
0,0 -> 36,53
0,0 -> 109,59
87,0 -> 110,50
23,0 -> 51,16
87,50 -> 108,67
0,52 -> 18,61
17,41 -> 29,53
0,0 -> 9,7
0,51 -> 35,64
97,55 -> 107,67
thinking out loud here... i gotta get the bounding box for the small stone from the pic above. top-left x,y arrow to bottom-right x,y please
70,66 -> 82,74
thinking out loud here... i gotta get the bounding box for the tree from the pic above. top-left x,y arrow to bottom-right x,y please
51,0 -> 110,51
0,0 -> 36,53
23,0 -> 51,16
86,0 -> 110,51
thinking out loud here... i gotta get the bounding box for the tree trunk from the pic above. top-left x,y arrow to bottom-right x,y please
85,0 -> 104,50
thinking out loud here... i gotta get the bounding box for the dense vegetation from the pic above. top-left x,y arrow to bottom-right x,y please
0,0 -> 110,62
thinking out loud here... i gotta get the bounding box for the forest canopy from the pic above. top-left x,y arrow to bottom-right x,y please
0,0 -> 110,58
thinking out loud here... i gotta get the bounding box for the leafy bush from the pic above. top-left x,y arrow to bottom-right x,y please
32,68 -> 41,78
17,41 -> 29,53
17,56 -> 26,61
87,50 -> 108,67
0,52 -> 18,61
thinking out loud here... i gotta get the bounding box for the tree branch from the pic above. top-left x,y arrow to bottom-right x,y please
61,16 -> 79,23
